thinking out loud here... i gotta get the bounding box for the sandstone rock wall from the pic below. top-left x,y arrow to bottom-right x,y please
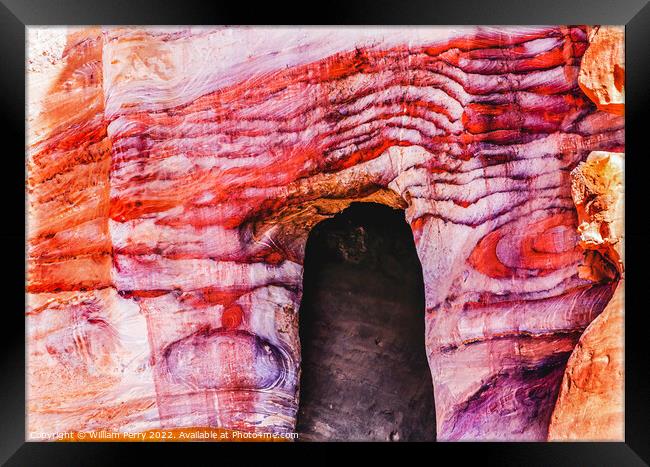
548,149 -> 624,440
547,26 -> 625,441
26,26 -> 624,441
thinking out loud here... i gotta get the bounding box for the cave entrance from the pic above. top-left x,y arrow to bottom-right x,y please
296,202 -> 436,441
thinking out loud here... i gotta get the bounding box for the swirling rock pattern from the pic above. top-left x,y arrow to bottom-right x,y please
26,26 -> 624,440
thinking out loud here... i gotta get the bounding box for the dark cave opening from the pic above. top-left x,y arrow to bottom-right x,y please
296,202 -> 436,441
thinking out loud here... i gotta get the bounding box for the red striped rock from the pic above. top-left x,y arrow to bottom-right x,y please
27,26 -> 624,440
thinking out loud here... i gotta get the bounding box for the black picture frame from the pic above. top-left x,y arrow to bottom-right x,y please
3,0 -> 649,465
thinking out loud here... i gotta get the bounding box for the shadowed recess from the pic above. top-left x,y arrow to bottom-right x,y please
296,202 -> 436,441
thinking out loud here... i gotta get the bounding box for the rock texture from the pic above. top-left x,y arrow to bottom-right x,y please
27,28 -> 158,436
548,151 -> 624,441
578,26 -> 625,116
548,282 -> 624,440
27,26 -> 624,441
548,27 -> 625,439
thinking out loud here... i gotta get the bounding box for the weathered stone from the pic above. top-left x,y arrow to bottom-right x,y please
548,282 -> 624,441
27,26 -> 624,441
578,26 -> 625,116
548,151 -> 624,440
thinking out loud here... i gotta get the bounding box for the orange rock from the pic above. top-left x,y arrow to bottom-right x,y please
548,282 -> 624,441
578,26 -> 625,116
571,151 -> 624,280
549,150 -> 624,441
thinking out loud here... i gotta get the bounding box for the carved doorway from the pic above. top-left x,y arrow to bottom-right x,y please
296,203 -> 436,441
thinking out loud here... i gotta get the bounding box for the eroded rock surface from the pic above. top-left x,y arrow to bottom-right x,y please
547,26 -> 625,441
548,151 -> 624,440
27,26 -> 624,440
578,26 -> 625,116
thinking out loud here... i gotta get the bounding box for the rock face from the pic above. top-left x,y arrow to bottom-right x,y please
548,27 -> 625,440
548,151 -> 624,441
578,26 -> 625,116
27,26 -> 624,441
548,283 -> 624,440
